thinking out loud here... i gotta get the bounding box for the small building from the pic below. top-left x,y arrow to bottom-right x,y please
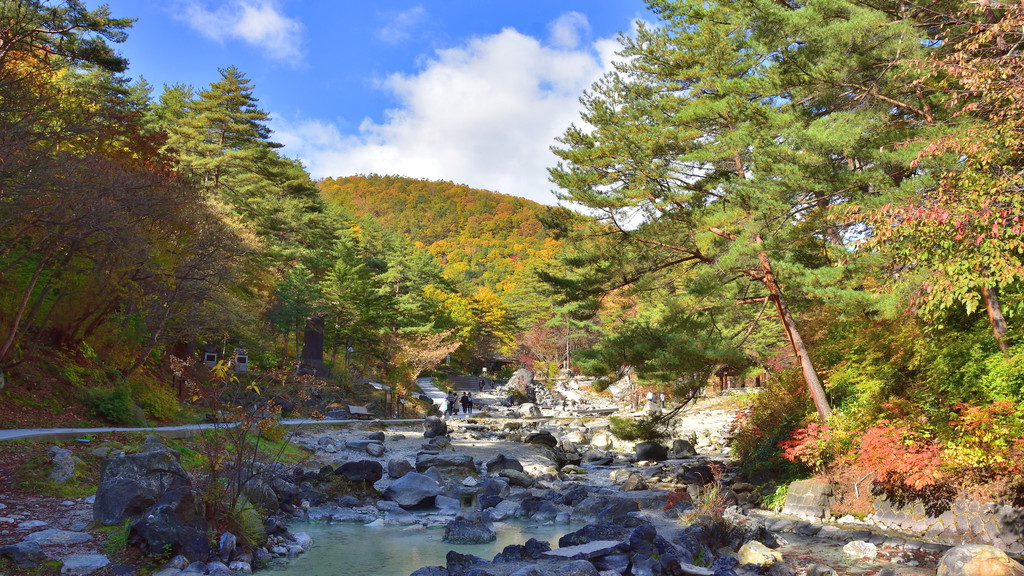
234,347 -> 248,372
200,344 -> 218,368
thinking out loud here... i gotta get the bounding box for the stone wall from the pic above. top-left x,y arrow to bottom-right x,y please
872,498 -> 1024,555
781,480 -> 1024,555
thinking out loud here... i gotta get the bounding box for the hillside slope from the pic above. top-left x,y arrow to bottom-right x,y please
319,175 -> 561,322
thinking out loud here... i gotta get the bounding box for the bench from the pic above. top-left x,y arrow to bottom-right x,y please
347,404 -> 372,420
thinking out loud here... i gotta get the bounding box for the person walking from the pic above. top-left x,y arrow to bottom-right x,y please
468,392 -> 474,414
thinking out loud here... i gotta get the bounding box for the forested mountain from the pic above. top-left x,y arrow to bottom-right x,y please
319,175 -> 560,293
319,175 -> 563,335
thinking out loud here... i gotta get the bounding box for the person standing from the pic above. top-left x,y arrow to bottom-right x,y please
659,392 -> 666,408
460,392 -> 470,414
468,392 -> 474,414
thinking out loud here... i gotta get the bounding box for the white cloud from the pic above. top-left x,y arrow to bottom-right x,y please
275,14 -> 619,205
547,12 -> 591,49
379,6 -> 427,44
176,0 -> 305,64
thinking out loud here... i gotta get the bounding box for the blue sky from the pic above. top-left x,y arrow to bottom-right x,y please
92,1 -> 650,205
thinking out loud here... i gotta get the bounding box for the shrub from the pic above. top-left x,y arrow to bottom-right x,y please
81,385 -> 139,424
609,411 -> 676,442
125,375 -> 179,421
730,371 -> 810,480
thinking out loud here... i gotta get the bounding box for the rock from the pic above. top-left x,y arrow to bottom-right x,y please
229,561 -> 253,574
937,544 -> 1024,576
524,431 -> 558,447
506,368 -> 535,392
365,442 -> 385,457
443,518 -> 496,544
670,439 -> 697,458
49,446 -> 79,484
573,496 -> 640,523
487,500 -> 520,521
93,448 -> 189,526
128,487 -> 211,562
559,523 -> 631,547
415,453 -> 477,478
499,469 -> 535,488
731,482 -> 756,493
517,404 -> 543,418
486,454 -> 524,474
621,473 -> 648,491
23,529 -> 92,545
805,564 -> 839,576
554,560 -> 600,576
365,431 -> 386,442
388,458 -> 413,479
635,441 -> 668,462
336,460 -> 384,484
842,540 -> 877,559
60,553 -> 110,576
738,541 -> 782,568
446,550 -> 488,574
494,538 -> 552,562
18,520 -> 48,529
383,472 -> 441,509
423,416 -> 448,439
218,532 -> 237,563
589,431 -> 615,451
0,541 -> 44,567
409,566 -> 448,576
241,477 -> 279,513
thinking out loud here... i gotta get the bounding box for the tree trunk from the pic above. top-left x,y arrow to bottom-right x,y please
982,286 -> 1010,354
756,246 -> 832,422
0,253 -> 48,364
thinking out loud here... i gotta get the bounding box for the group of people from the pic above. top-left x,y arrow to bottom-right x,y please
440,391 -> 475,417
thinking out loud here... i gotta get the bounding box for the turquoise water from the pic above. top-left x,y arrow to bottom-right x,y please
264,521 -> 575,576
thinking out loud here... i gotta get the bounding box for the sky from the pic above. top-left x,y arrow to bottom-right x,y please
91,0 -> 651,205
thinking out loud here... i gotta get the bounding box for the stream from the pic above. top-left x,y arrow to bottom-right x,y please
263,520 -> 576,576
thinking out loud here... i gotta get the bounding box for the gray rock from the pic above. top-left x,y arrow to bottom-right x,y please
517,404 -> 543,418
18,520 -> 48,529
671,439 -> 697,458
365,431 -> 386,442
499,469 -> 534,488
218,532 -> 237,563
443,518 -> 496,544
335,460 -> 384,484
60,553 -> 110,576
387,458 -> 413,479
365,442 -> 385,457
415,453 -> 477,478
382,472 -> 441,509
49,446 -> 79,484
842,540 -> 877,559
485,454 -> 524,474
621,473 -> 648,491
524,431 -> 558,447
545,540 -> 625,560
423,416 -> 448,439
128,487 -> 211,562
24,529 -> 92,545
0,541 -> 44,567
93,447 -> 189,526
228,561 -> 252,574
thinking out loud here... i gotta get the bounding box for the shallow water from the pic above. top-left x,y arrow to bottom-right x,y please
264,521 -> 576,576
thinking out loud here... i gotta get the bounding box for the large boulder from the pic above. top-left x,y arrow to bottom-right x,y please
506,369 -> 535,393
382,472 -> 441,509
635,442 -> 668,462
670,439 -> 697,458
335,460 -> 384,484
524,431 -> 558,448
415,453 -> 477,478
93,443 -> 190,526
423,416 -> 448,439
128,487 -> 211,562
937,545 -> 1024,576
